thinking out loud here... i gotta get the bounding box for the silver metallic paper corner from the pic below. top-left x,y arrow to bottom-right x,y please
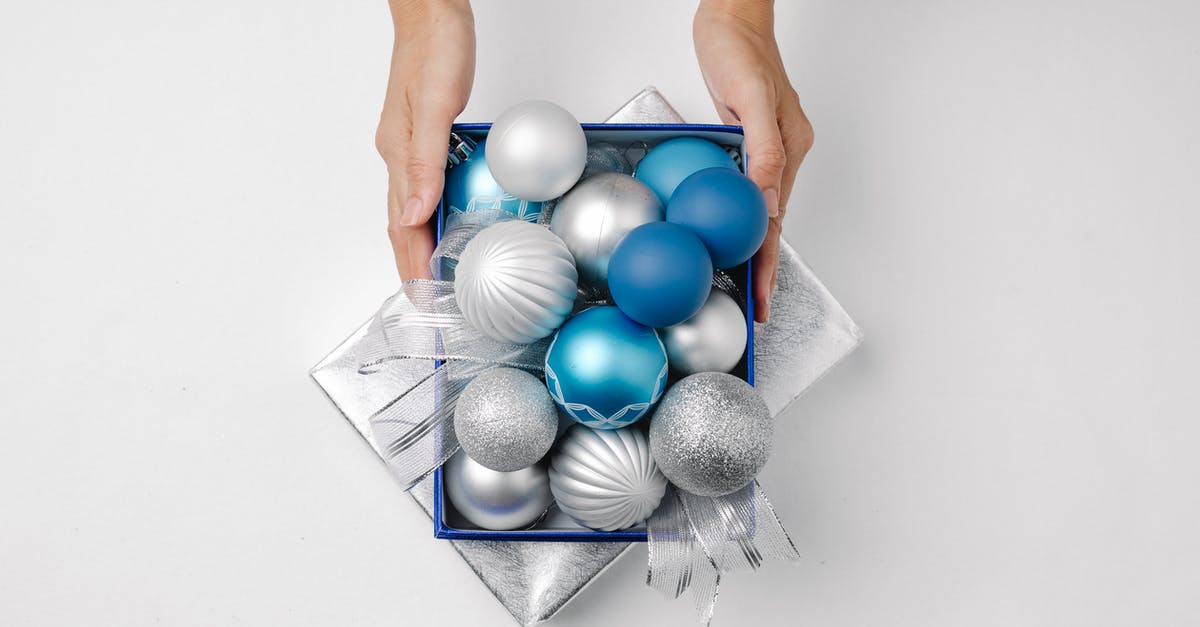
310,87 -> 862,625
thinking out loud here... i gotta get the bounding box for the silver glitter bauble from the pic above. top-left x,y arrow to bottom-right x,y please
455,221 -> 578,344
443,451 -> 554,531
486,100 -> 587,202
648,372 -> 772,497
550,172 -> 664,288
454,368 -> 559,472
548,425 -> 667,531
662,289 -> 747,375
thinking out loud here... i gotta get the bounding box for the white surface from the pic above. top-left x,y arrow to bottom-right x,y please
2,1 -> 1199,625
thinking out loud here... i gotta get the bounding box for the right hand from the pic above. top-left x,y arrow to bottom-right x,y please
376,0 -> 475,280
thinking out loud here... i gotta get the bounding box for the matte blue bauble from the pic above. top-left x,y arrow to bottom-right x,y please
544,306 -> 668,429
666,167 -> 768,269
607,222 -> 713,328
444,139 -> 543,222
634,137 -> 738,205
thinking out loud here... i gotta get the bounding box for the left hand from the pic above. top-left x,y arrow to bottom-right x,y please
693,0 -> 814,322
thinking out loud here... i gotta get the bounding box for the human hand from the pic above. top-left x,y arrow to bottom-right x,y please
376,0 -> 475,280
693,0 -> 814,322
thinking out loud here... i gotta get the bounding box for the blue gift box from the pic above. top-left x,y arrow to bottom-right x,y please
433,123 -> 753,542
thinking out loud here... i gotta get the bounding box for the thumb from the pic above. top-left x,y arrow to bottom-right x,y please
399,104 -> 455,226
738,96 -> 786,218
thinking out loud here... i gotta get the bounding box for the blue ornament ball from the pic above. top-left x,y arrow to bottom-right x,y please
634,137 -> 738,205
545,306 -> 668,429
607,222 -> 713,328
666,167 -> 768,269
444,139 -> 543,222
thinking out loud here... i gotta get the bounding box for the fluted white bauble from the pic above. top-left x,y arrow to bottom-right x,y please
486,100 -> 587,202
455,221 -> 578,344
548,425 -> 668,531
662,289 -> 748,375
550,172 -> 664,288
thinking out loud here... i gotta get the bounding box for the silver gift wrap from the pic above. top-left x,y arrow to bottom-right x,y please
310,87 -> 863,625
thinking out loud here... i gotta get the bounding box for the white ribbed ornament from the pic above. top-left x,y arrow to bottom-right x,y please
454,221 -> 578,344
548,425 -> 668,531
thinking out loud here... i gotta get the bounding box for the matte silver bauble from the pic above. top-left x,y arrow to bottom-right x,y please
454,368 -> 559,472
661,289 -> 747,375
548,425 -> 668,531
648,372 -> 772,497
454,221 -> 578,344
550,172 -> 664,288
443,451 -> 553,531
486,100 -> 587,202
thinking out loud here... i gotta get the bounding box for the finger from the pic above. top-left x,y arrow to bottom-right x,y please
752,216 -> 783,323
388,219 -> 436,281
733,86 -> 787,219
776,102 -> 814,214
401,95 -> 457,226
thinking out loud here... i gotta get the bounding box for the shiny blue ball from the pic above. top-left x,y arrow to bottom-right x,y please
666,167 -> 768,269
444,139 -> 543,222
634,137 -> 738,205
544,306 -> 668,429
607,222 -> 713,328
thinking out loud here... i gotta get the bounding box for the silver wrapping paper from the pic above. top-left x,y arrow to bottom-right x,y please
310,87 -> 862,625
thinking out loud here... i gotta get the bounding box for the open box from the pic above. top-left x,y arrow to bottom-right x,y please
433,123 -> 753,541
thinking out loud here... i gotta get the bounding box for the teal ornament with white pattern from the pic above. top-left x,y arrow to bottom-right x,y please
544,306 -> 668,429
444,138 -> 543,222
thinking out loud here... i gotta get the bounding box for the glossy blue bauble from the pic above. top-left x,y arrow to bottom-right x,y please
634,137 -> 738,205
607,222 -> 713,328
544,306 -> 668,429
666,167 -> 768,269
444,139 -> 543,222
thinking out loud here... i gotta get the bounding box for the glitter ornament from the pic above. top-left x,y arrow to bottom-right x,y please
444,137 -> 543,222
544,306 -> 668,429
648,372 -> 772,497
443,451 -> 554,531
666,167 -> 768,269
661,289 -> 747,375
548,425 -> 668,531
634,137 -> 738,204
454,221 -> 578,344
607,222 -> 713,328
454,368 -> 559,472
549,172 -> 663,288
486,100 -> 588,202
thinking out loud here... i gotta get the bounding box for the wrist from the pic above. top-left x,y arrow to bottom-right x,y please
696,0 -> 773,30
390,0 -> 472,32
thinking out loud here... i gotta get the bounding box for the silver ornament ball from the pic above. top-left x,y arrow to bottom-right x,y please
454,367 -> 559,472
648,372 -> 772,497
550,172 -> 664,288
443,451 -> 553,531
662,289 -> 747,375
454,220 -> 578,344
486,100 -> 587,202
549,425 -> 668,531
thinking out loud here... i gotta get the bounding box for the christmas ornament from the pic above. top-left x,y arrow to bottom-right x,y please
607,222 -> 713,328
634,136 -> 738,204
548,425 -> 668,531
454,220 -> 578,344
444,136 -> 543,222
486,100 -> 587,202
662,289 -> 747,375
666,167 -> 768,269
544,306 -> 668,429
549,172 -> 663,288
454,367 -> 559,472
443,450 -> 554,530
648,372 -> 772,497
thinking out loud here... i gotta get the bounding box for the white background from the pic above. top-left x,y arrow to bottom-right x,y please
2,1 -> 1199,625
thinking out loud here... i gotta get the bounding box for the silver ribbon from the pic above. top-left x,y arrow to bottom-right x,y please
647,482 -> 800,625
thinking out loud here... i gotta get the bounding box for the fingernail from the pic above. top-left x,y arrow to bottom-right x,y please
764,188 -> 780,218
401,197 -> 423,226
761,300 -> 770,322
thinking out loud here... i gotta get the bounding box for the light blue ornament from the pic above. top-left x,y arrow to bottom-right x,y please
634,137 -> 738,205
544,306 -> 668,429
444,138 -> 543,222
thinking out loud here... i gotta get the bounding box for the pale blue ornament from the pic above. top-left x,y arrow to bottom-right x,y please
544,306 -> 668,429
444,138 -> 544,222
